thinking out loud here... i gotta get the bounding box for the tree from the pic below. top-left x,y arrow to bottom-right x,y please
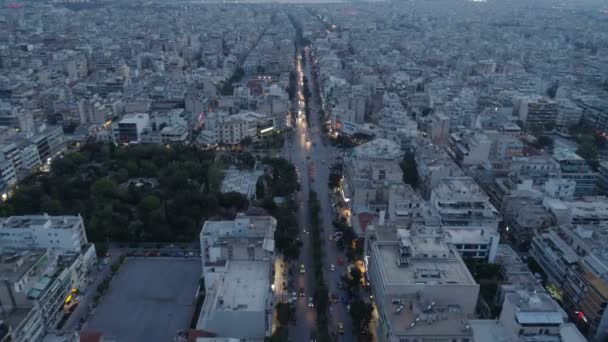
95,242 -> 109,257
139,195 -> 161,212
240,137 -> 253,147
275,303 -> 293,326
546,81 -> 559,99
349,299 -> 373,332
577,136 -> 598,167
218,192 -> 249,211
399,152 -> 419,188
535,136 -> 554,150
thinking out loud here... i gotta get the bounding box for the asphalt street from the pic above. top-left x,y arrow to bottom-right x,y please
284,47 -> 354,342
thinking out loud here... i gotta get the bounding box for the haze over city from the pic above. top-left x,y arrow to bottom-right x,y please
0,0 -> 607,342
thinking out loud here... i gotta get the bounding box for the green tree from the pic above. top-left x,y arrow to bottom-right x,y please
139,195 -> 161,212
534,136 -> 554,150
399,152 -> 419,188
349,299 -> 373,332
92,178 -> 118,197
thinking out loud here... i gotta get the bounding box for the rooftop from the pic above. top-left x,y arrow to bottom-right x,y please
553,148 -> 584,162
433,177 -> 488,200
385,295 -> 473,337
200,214 -> 276,241
0,214 -> 83,230
0,249 -> 49,283
370,228 -> 476,286
352,138 -> 404,160
198,260 -> 270,328
220,169 -> 263,199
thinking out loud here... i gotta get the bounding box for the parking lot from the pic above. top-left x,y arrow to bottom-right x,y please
85,258 -> 201,342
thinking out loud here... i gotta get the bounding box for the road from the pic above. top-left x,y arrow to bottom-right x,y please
283,46 -> 354,342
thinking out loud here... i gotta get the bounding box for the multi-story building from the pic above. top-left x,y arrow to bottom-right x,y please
449,129 -> 491,167
31,126 -> 65,163
365,224 -> 479,342
386,184 -> 426,226
112,113 -> 150,143
0,156 -> 16,196
543,197 -> 608,227
430,177 -> 501,261
502,195 -> 553,249
0,215 -> 89,253
414,139 -> 464,199
470,289 -> 587,342
553,148 -> 597,198
342,158 -> 403,214
516,95 -> 558,128
0,216 -> 96,342
197,214 -> 276,339
531,224 -> 608,341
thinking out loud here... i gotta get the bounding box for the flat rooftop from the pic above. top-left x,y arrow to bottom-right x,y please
220,169 -> 263,198
86,258 -> 201,342
385,296 -> 472,337
0,215 -> 82,230
199,260 -> 269,321
553,148 -> 583,162
375,243 -> 474,286
0,249 -> 48,283
200,215 -> 275,241
433,177 -> 487,200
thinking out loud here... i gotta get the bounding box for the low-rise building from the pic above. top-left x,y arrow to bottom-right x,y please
221,168 -> 264,200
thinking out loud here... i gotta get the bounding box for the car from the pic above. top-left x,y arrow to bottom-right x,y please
102,257 -> 110,265
337,322 -> 344,334
330,264 -> 335,271
310,331 -> 317,342
300,264 -> 306,274
299,288 -> 305,297
308,297 -> 314,308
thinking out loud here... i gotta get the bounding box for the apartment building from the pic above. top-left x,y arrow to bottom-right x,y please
0,215 -> 89,253
516,95 -> 558,128
197,214 -> 276,339
430,177 -> 501,261
531,224 -> 608,341
470,290 -> 587,342
365,224 -> 479,342
553,149 -> 597,198
342,157 -> 403,214
112,113 -> 150,143
0,215 -> 96,342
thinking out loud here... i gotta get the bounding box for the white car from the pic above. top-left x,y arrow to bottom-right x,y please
308,297 -> 314,308
330,264 -> 335,272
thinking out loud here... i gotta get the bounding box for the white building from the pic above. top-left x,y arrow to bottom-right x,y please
352,138 -> 404,161
221,169 -> 264,200
430,177 -> 501,262
365,224 -> 479,342
112,113 -> 150,143
197,214 -> 275,339
0,215 -> 89,253
470,290 -> 587,342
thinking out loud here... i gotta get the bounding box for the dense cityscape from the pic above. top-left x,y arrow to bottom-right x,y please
0,0 -> 608,341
